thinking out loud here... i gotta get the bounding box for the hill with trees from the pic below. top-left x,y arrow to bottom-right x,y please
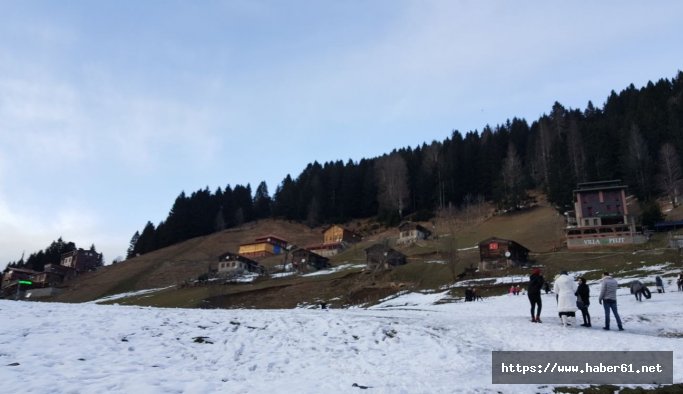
127,71 -> 683,258
2,238 -> 103,274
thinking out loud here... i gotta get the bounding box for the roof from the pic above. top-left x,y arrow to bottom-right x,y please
292,249 -> 328,260
3,267 -> 39,275
217,252 -> 260,265
306,242 -> 344,250
398,221 -> 431,233
321,225 -> 361,237
364,244 -> 406,257
477,237 -> 529,251
254,234 -> 288,244
574,180 -> 627,194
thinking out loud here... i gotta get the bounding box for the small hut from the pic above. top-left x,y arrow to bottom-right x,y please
217,252 -> 265,276
397,222 -> 432,244
478,237 -> 530,270
364,244 -> 407,270
292,249 -> 330,272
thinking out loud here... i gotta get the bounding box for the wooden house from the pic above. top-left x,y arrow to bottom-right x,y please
364,244 -> 407,270
397,222 -> 432,245
478,237 -> 529,270
31,264 -> 74,287
217,252 -> 265,275
238,235 -> 289,258
60,249 -> 101,273
322,225 -> 362,245
308,225 -> 362,257
1,267 -> 38,289
291,249 -> 330,272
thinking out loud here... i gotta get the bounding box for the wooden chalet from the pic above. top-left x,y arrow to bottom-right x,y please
291,249 -> 330,272
307,225 -> 362,257
217,252 -> 265,275
478,237 -> 530,270
322,225 -> 362,245
32,264 -> 74,287
397,222 -> 432,245
1,267 -> 39,297
364,244 -> 407,270
1,267 -> 38,289
60,249 -> 101,273
566,180 -> 646,248
238,235 -> 289,258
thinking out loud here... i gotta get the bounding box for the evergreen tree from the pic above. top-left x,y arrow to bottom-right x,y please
126,231 -> 140,259
253,181 -> 272,219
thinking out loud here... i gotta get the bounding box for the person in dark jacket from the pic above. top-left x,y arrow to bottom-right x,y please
527,268 -> 544,323
575,277 -> 591,327
655,276 -> 665,293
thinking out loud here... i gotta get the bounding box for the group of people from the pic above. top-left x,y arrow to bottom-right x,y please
509,284 -> 522,295
464,287 -> 483,302
526,269 -> 624,331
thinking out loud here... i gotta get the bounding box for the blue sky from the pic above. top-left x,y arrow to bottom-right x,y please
1,1 -> 682,264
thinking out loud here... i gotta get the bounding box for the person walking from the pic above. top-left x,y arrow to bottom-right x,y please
599,272 -> 624,331
655,276 -> 665,293
678,274 -> 683,291
553,270 -> 577,327
575,277 -> 591,327
527,268 -> 544,323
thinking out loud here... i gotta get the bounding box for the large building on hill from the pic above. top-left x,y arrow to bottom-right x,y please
238,235 -> 289,258
60,249 -> 101,273
566,180 -> 647,248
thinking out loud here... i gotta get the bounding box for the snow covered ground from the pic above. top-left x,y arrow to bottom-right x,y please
1,276 -> 681,393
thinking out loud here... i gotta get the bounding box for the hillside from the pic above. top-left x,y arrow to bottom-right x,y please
46,195 -> 682,308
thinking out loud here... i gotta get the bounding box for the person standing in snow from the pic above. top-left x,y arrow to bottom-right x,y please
527,268 -> 544,323
655,276 -> 664,293
678,274 -> 683,291
575,277 -> 591,327
553,270 -> 577,326
599,272 -> 624,331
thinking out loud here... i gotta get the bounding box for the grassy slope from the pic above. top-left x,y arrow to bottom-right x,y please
48,197 -> 683,308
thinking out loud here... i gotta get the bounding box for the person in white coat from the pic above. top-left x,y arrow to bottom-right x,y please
553,270 -> 578,327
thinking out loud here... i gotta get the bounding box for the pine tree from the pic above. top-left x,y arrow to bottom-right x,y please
126,231 -> 140,259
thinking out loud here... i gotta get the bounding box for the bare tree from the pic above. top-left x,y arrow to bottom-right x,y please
500,143 -> 526,209
375,153 -> 410,218
534,117 -> 554,187
624,124 -> 652,198
566,116 -> 586,182
657,142 -> 682,207
422,142 -> 446,210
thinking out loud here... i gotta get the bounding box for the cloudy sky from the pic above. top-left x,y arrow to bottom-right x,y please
1,1 -> 682,265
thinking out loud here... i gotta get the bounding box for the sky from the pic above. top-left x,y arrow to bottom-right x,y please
1,1 -> 683,265
1,267 -> 681,392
